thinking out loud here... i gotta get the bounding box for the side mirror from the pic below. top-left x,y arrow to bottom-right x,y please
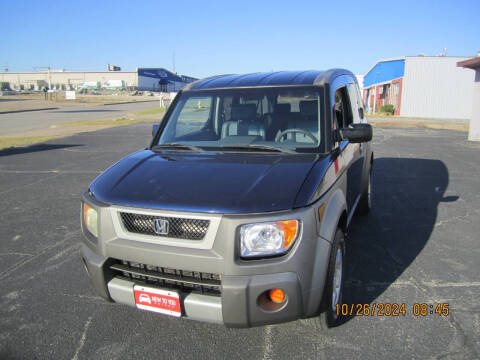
152,124 -> 159,137
335,123 -> 372,143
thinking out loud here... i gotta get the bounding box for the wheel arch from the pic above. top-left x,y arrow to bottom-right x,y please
304,189 -> 348,316
319,189 -> 348,242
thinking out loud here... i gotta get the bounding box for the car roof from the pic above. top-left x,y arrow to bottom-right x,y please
184,69 -> 356,91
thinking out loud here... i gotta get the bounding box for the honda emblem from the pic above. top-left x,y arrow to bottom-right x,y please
153,219 -> 169,235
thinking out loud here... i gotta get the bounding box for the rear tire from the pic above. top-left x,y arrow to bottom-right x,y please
319,228 -> 346,328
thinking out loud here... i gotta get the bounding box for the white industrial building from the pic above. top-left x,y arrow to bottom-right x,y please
0,68 -> 196,92
0,70 -> 137,91
457,56 -> 480,141
363,56 -> 475,119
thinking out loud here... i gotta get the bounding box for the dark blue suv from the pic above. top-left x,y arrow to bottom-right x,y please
81,70 -> 373,328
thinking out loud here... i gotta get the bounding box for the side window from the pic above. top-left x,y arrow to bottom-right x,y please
333,89 -> 342,129
333,87 -> 353,129
347,82 -> 364,123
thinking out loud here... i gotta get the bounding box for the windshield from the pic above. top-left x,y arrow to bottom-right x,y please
155,87 -> 325,152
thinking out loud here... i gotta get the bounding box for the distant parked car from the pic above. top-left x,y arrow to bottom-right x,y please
81,69 -> 373,328
0,90 -> 16,96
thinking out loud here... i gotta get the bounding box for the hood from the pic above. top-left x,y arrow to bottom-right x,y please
89,150 -> 323,214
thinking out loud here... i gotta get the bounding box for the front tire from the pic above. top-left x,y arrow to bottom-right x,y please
319,228 -> 346,328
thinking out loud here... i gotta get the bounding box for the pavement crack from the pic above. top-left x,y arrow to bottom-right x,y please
0,173 -> 58,195
0,170 -> 60,174
345,279 -> 480,290
407,276 -> 479,359
435,211 -> 473,227
59,293 -> 105,302
0,252 -> 34,257
0,230 -> 80,280
0,169 -> 102,175
72,316 -> 92,360
435,312 -> 480,359
262,325 -> 273,360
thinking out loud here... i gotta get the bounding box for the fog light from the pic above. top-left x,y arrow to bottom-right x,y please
268,289 -> 285,304
258,289 -> 288,312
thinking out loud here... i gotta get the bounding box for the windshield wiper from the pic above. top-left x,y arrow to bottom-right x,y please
151,143 -> 204,152
219,144 -> 296,154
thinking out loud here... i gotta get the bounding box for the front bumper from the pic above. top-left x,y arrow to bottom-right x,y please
82,243 -> 303,327
80,192 -> 332,327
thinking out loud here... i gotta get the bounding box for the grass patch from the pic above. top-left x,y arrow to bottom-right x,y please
369,112 -> 397,118
134,107 -> 166,115
0,136 -> 60,150
59,117 -> 160,127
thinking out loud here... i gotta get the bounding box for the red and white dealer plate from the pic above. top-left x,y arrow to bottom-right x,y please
133,285 -> 181,317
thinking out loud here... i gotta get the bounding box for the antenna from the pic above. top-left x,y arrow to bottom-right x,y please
173,51 -> 175,73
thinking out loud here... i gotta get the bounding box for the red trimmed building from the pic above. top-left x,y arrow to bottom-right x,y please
363,56 -> 475,119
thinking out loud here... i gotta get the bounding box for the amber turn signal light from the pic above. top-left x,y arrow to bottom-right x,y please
83,203 -> 93,224
318,203 -> 326,221
275,220 -> 298,249
269,288 -> 286,304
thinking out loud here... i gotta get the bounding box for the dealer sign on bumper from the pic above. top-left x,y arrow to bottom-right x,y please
134,285 -> 181,317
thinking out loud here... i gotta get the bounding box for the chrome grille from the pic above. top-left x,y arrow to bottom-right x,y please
120,212 -> 209,240
110,260 -> 221,296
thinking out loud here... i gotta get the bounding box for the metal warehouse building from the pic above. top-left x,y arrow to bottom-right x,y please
0,67 -> 196,92
137,68 -> 196,92
363,56 -> 475,119
0,70 -> 137,91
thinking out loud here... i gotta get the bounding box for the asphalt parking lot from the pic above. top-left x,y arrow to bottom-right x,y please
0,124 -> 479,359
0,101 -> 159,136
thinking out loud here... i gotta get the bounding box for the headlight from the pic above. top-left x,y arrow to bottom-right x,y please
83,202 -> 98,237
240,220 -> 299,258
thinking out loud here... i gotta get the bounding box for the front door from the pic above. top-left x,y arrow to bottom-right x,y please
333,83 -> 364,214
